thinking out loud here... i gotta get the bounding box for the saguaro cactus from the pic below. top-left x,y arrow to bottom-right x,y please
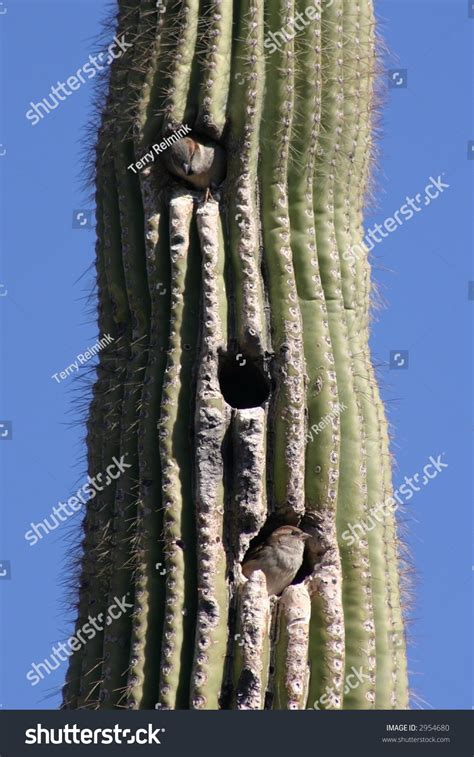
63,0 -> 409,710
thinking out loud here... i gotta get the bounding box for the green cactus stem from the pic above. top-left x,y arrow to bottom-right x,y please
63,0 -> 409,710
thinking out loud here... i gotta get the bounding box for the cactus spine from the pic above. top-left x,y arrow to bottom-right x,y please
63,0 -> 409,710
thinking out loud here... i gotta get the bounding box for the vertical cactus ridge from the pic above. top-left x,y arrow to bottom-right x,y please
290,1 -> 338,510
196,0 -> 233,137
66,0 -> 409,711
139,7 -> 169,146
285,1 -> 344,709
73,421 -> 105,709
231,408 -> 267,564
334,1 -> 382,709
81,166 -> 129,709
233,574 -> 271,709
357,350 -> 399,708
273,585 -> 311,709
133,0 -> 161,113
63,181 -> 116,709
337,2 -> 378,320
120,1 -> 169,710
351,5 -> 377,335
378,408 -> 409,708
339,1 -> 407,708
126,183 -> 169,709
191,200 -> 230,709
227,0 -> 266,357
227,407 -> 268,708
163,0 -> 200,129
307,523 -> 346,709
99,187 -> 144,707
157,191 -> 199,709
100,4 -> 152,705
75,304 -> 116,708
260,0 -> 306,522
339,28 -> 397,696
71,143 -> 130,709
313,0 -> 376,709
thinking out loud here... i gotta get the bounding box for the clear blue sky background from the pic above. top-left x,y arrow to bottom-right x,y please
0,0 -> 472,710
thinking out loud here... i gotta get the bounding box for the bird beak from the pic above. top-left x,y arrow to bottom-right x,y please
182,162 -> 190,175
302,533 -> 312,541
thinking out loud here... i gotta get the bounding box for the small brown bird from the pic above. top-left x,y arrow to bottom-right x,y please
242,526 -> 311,596
162,134 -> 226,197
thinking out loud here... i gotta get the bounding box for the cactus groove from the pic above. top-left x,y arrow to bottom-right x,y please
63,0 -> 409,710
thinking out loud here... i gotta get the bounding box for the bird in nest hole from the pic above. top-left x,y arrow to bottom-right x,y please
162,133 -> 226,201
242,525 -> 311,597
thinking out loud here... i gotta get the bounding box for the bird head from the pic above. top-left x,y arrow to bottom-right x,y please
270,525 -> 311,546
163,136 -> 197,179
162,132 -> 226,191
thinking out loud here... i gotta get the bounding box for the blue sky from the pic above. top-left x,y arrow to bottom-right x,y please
0,0 -> 472,710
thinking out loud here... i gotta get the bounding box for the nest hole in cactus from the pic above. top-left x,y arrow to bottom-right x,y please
243,516 -> 318,590
218,351 -> 270,409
